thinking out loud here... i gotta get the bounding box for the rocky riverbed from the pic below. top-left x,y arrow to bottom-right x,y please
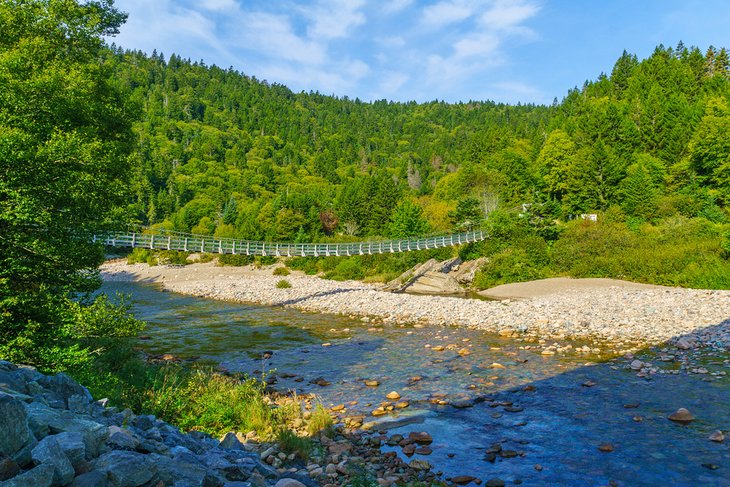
100,261 -> 730,349
96,280 -> 730,486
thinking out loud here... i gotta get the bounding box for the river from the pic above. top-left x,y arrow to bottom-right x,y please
101,281 -> 730,486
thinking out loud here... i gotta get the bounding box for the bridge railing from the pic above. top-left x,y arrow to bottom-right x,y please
95,229 -> 487,257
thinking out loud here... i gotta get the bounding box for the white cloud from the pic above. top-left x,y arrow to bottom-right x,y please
305,0 -> 367,40
479,0 -> 540,31
452,32 -> 499,59
421,0 -> 475,28
382,0 -> 414,14
199,0 -> 238,12
375,71 -> 410,97
242,12 -> 328,66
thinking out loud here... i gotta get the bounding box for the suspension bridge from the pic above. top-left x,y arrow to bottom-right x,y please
95,229 -> 487,257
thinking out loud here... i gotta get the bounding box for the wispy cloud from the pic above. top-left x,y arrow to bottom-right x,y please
112,0 -> 545,103
421,0 -> 475,28
199,0 -> 238,12
304,0 -> 367,40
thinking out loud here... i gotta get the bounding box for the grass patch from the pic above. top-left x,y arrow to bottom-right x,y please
273,267 -> 290,276
143,366 -> 286,438
277,429 -> 314,460
306,403 -> 334,437
276,279 -> 292,289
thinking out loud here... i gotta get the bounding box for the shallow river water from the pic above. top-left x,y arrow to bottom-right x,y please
101,281 -> 730,486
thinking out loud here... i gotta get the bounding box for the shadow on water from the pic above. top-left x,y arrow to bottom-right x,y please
102,281 -> 730,486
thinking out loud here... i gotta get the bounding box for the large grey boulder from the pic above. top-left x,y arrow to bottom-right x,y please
93,450 -> 158,487
2,463 -> 56,487
25,402 -> 108,456
72,470 -> 108,487
54,431 -> 87,469
38,373 -> 92,408
0,369 -> 27,395
0,392 -> 37,465
31,435 -> 75,486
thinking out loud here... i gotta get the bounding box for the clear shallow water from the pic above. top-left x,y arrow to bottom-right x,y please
102,282 -> 730,486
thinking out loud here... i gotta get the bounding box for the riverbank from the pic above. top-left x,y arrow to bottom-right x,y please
100,260 -> 730,349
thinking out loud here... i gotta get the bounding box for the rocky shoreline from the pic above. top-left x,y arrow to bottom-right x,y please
100,261 -> 730,350
0,360 -> 452,486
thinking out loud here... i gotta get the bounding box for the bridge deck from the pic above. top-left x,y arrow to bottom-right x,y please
95,230 -> 486,257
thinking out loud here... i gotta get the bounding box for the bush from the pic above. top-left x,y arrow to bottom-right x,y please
323,257 -> 365,281
158,251 -> 189,265
127,248 -> 152,265
276,279 -> 292,289
255,256 -> 278,267
273,267 -> 290,276
218,254 -> 254,266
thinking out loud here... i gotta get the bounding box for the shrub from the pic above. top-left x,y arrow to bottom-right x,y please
218,254 -> 254,266
127,248 -> 152,265
158,251 -> 189,265
276,279 -> 292,289
273,267 -> 290,276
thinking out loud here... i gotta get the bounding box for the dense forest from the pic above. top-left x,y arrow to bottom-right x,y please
108,42 -> 730,288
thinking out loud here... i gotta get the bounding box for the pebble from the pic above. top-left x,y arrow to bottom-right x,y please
598,443 -> 614,452
386,391 -> 401,400
408,432 -> 433,444
709,430 -> 725,442
668,408 -> 695,423
452,475 -> 477,485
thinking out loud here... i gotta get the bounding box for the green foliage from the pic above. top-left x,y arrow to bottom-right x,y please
0,0 -> 135,370
387,200 -> 430,238
323,258 -> 366,281
67,294 -> 144,340
449,197 -> 483,230
551,218 -> 730,288
217,254 -> 255,266
272,267 -> 290,276
127,248 -> 151,265
276,279 -> 292,289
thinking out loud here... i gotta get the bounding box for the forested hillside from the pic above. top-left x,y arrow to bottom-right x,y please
109,42 -> 730,288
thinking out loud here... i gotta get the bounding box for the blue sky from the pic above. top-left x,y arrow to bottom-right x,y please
110,0 -> 730,105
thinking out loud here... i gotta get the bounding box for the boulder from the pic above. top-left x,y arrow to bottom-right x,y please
0,370 -> 28,395
38,373 -> 92,408
72,470 -> 109,487
31,435 -> 75,486
2,463 -> 55,487
218,432 -> 244,450
0,392 -> 36,463
54,431 -> 87,469
274,479 -> 306,487
93,450 -> 157,487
